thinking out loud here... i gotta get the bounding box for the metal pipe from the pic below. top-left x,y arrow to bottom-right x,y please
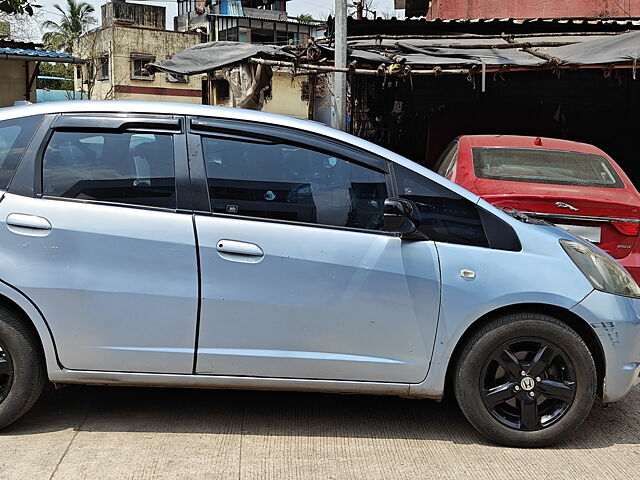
319,31 -> 623,42
249,58 -> 393,75
395,40 -> 577,49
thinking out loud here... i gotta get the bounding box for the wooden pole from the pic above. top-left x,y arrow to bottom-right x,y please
248,57 -> 640,77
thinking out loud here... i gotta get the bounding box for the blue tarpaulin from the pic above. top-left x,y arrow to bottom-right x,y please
219,0 -> 244,16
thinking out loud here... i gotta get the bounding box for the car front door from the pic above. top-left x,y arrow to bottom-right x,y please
0,113 -> 199,373
189,118 -> 441,383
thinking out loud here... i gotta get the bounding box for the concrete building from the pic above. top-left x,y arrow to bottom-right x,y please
170,0 -> 324,120
175,0 -> 321,42
74,1 -> 202,103
427,0 -> 640,19
207,65 -> 324,121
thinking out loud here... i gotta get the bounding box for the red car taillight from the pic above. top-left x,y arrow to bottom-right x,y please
611,222 -> 640,236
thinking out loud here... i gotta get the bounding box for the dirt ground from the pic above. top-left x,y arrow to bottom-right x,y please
1,383 -> 639,479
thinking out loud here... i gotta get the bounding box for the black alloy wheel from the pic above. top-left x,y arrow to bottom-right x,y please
454,313 -> 596,447
0,342 -> 13,404
480,338 -> 576,431
0,307 -> 46,430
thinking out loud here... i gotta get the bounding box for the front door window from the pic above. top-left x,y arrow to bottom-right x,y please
201,136 -> 388,231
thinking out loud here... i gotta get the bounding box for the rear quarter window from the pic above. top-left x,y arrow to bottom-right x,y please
0,115 -> 43,189
395,164 -> 488,247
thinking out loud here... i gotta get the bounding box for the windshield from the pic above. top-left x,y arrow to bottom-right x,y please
472,147 -> 624,188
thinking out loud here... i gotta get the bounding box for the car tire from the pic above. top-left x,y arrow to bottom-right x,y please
0,306 -> 46,429
454,312 -> 596,447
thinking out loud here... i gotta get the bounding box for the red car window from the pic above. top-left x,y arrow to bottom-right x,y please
473,147 -> 624,188
435,142 -> 459,178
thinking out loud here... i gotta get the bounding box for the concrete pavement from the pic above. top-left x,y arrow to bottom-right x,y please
2,384 -> 639,479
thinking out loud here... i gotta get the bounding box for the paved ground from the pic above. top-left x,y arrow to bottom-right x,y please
1,383 -> 639,480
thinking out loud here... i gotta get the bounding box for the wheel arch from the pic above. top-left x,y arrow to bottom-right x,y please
0,282 -> 60,374
444,303 -> 606,398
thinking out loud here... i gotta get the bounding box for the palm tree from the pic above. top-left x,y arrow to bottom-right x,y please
42,0 -> 95,54
298,13 -> 315,24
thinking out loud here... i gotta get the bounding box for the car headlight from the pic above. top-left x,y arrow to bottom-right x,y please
560,239 -> 640,298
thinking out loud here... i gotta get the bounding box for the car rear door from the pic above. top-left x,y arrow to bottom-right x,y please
188,117 -> 441,384
0,113 -> 199,373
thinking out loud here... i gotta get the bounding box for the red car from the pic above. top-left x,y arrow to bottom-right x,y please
435,135 -> 640,282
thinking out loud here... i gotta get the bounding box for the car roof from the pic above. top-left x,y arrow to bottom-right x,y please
461,135 -> 606,156
2,100 -> 376,154
4,100 -> 402,160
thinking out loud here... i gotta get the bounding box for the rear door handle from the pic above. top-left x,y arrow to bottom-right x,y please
216,239 -> 264,263
6,213 -> 52,236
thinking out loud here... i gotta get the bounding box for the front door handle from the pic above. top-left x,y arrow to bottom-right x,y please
216,239 -> 264,263
6,213 -> 52,236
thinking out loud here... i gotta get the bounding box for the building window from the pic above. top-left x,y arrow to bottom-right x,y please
75,66 -> 82,79
166,73 -> 188,84
213,79 -> 230,101
131,54 -> 155,80
98,55 -> 109,81
178,0 -> 194,15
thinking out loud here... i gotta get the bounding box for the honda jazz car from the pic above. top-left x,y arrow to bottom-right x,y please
0,102 -> 639,447
434,135 -> 640,283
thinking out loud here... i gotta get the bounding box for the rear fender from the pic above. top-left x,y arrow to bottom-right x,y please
0,280 -> 60,375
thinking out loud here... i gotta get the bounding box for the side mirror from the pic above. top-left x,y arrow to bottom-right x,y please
383,198 -> 421,235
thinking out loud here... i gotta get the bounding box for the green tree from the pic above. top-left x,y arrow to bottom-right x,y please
298,13 -> 314,24
0,0 -> 36,16
42,0 -> 95,54
38,62 -> 74,91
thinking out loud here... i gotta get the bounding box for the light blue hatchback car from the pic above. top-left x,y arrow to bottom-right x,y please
0,101 -> 638,447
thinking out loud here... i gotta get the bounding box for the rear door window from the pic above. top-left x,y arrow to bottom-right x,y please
42,130 -> 176,209
473,147 -> 624,188
0,115 -> 43,189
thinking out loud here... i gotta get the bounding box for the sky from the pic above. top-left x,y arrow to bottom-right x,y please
36,0 -> 405,35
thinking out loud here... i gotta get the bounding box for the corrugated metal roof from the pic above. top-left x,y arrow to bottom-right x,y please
344,16 -> 640,37
403,17 -> 640,26
0,46 -> 77,60
152,30 -> 640,76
